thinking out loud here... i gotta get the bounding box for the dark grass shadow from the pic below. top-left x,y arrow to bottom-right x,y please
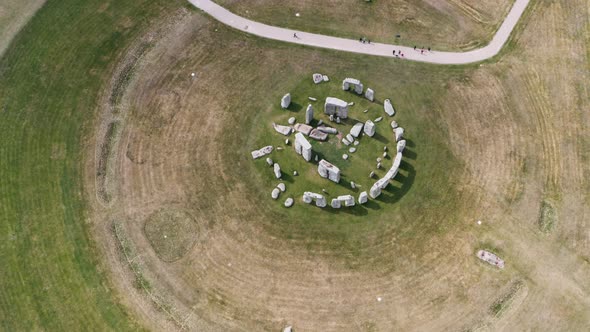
405,138 -> 416,148
371,130 -> 389,144
403,147 -> 417,160
322,203 -> 369,216
287,102 -> 303,113
375,160 -> 416,205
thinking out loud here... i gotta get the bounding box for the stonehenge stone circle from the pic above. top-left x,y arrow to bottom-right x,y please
281,93 -> 291,109
294,132 -> 312,162
318,159 -> 341,183
324,97 -> 349,119
365,88 -> 374,101
305,104 -> 314,124
342,78 -> 364,95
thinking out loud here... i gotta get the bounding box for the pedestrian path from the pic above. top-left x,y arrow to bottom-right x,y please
188,0 -> 530,65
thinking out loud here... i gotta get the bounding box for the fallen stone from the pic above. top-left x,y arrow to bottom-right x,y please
309,97 -> 317,101
271,188 -> 280,200
294,123 -> 313,136
350,122 -> 364,137
342,138 -> 351,146
363,109 -> 369,113
477,250 -> 505,269
317,126 -> 337,134
342,154 -> 349,160
288,117 -> 296,125
273,163 -> 281,179
277,147 -> 283,150
336,117 -> 341,124
318,120 -> 323,126
390,120 -> 398,129
374,117 -> 383,123
277,183 -> 286,192
358,191 -> 368,204
346,133 -> 354,142
364,120 -> 375,137
281,93 -> 291,109
309,129 -> 328,141
365,88 -> 374,102
272,123 -> 292,136
353,140 -> 360,146
312,73 -> 323,84
305,104 -> 314,125
322,75 -> 329,82
284,198 -> 294,207
384,98 -> 395,116
251,145 -> 273,159
348,102 -> 355,106
266,157 -> 273,166
349,147 -> 356,153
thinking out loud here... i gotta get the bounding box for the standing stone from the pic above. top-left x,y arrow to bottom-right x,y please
281,93 -> 291,109
302,192 -> 313,204
369,182 -> 382,198
365,88 -> 374,102
369,171 -> 375,178
338,195 -> 356,207
331,198 -> 341,208
329,114 -> 334,122
305,104 -> 314,125
384,146 -> 388,151
324,97 -> 349,118
364,120 -> 376,137
318,120 -> 323,126
318,159 -> 341,183
397,139 -> 406,153
358,191 -> 368,204
288,117 -> 296,125
315,155 -> 319,162
277,183 -> 286,192
383,152 -> 388,158
285,139 -> 290,145
293,170 -> 298,176
342,154 -> 349,160
294,132 -> 312,162
377,162 -> 381,169
349,147 -> 356,153
350,181 -> 356,189
390,120 -> 398,129
342,78 -> 363,95
394,127 -> 404,142
384,99 -> 395,116
273,163 -> 281,179
336,117 -> 341,124
266,158 -> 273,166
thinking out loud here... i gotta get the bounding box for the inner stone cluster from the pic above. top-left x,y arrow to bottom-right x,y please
251,74 -> 408,209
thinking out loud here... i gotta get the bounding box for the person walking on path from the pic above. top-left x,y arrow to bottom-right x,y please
293,32 -> 298,38
413,46 -> 416,50
428,47 -> 431,51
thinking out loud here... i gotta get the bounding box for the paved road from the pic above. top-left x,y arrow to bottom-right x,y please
188,0 -> 530,65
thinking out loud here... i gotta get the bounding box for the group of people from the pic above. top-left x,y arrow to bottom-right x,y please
359,37 -> 371,44
414,45 -> 431,54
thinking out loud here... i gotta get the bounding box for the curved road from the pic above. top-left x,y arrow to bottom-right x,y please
188,0 -> 530,65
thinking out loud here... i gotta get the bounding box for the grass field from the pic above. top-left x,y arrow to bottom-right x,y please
214,0 -> 514,51
1,0 -> 589,331
0,0 -> 181,330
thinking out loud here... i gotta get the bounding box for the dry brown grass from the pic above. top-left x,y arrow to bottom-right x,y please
86,1 -> 590,331
214,0 -> 513,50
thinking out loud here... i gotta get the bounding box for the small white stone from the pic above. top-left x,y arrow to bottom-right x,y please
266,158 -> 273,166
374,117 -> 383,123
342,154 -> 349,160
288,117 -> 296,125
477,220 -> 482,225
383,152 -> 387,158
377,157 -> 382,163
354,140 -> 360,146
350,181 -> 356,189
285,139 -> 290,145
336,117 -> 341,124
369,171 -> 375,178
377,162 -> 381,169
348,102 -> 354,106
293,171 -> 298,176
390,120 -> 398,129
349,147 -> 356,153
377,297 -> 382,302
277,183 -> 286,192
295,13 -> 300,17
284,198 -> 294,207
191,73 -> 196,77
384,146 -> 388,151
363,109 -> 369,113
271,188 -> 280,199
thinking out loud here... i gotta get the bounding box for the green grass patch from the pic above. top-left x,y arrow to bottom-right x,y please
490,280 -> 524,316
538,200 -> 557,233
144,209 -> 198,262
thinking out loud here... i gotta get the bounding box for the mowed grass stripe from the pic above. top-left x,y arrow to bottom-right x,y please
0,0 -> 179,330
